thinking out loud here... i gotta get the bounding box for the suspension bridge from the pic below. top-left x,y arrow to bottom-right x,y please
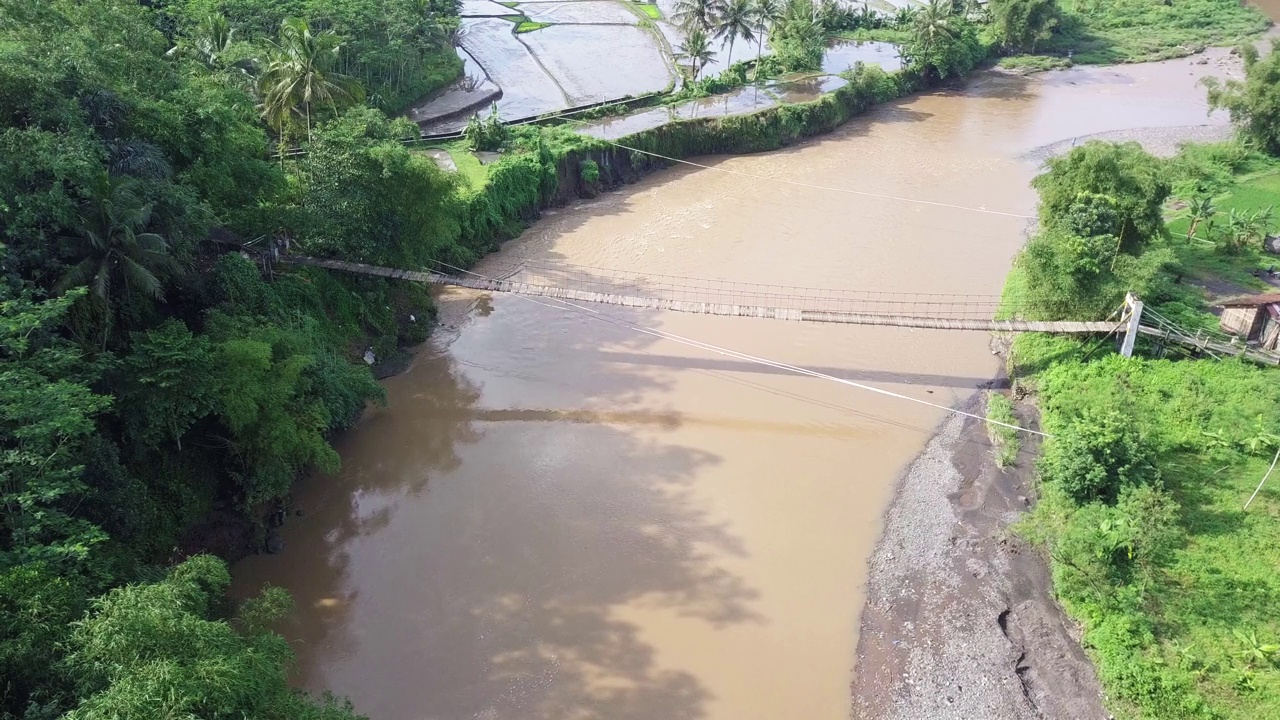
277,255 -> 1280,365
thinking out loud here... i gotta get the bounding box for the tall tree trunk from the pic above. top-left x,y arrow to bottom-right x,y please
305,102 -> 312,143
752,25 -> 765,81
727,36 -> 735,67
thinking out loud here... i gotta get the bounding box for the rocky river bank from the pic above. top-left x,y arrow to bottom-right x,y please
851,388 -> 1110,719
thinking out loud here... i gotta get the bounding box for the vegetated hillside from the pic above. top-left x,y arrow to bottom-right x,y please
1,1 -> 465,716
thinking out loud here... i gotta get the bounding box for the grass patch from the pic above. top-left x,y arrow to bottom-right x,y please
514,20 -> 551,33
1043,0 -> 1271,65
420,141 -> 489,191
446,141 -> 489,191
998,54 -> 1073,72
986,392 -> 1022,468
634,2 -> 661,20
832,28 -> 912,45
1160,158 -> 1280,326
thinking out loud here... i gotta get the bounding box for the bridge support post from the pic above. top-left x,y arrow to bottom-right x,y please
1120,292 -> 1143,358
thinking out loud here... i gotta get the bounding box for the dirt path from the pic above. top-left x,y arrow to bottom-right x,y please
851,388 -> 1109,719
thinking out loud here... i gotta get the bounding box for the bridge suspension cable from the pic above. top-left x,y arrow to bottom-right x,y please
430,260 -> 1053,438
281,254 -> 1118,333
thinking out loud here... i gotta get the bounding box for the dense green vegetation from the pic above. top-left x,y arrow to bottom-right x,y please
1207,40 -> 1280,156
0,0 -> 468,715
1004,45 -> 1280,718
1042,0 -> 1271,64
166,0 -> 463,112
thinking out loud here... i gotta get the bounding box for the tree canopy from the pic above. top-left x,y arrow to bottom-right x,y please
0,1 -> 452,716
1206,40 -> 1280,156
65,555 -> 365,720
1032,141 -> 1171,252
903,0 -> 987,81
988,0 -> 1059,54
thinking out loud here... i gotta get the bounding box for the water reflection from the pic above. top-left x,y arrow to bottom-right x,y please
821,40 -> 903,75
234,294 -> 769,720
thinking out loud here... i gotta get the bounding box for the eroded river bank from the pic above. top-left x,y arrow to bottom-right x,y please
234,51 -> 1241,720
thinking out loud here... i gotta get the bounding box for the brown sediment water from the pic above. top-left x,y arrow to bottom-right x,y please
233,52 -> 1238,720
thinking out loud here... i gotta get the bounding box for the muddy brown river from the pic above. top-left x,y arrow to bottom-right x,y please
234,53 -> 1239,720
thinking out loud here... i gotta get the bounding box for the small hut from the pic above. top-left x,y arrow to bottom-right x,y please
1218,293 -> 1280,350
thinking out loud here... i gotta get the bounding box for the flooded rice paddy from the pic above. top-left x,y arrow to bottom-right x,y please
236,51 -> 1241,720
416,2 -> 676,131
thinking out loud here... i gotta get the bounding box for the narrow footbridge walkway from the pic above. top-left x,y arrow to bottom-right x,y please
282,255 -> 1120,333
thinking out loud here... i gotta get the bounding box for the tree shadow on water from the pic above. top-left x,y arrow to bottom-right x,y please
237,300 -> 761,720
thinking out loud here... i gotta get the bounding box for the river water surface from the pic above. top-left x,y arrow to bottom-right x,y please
234,53 -> 1238,720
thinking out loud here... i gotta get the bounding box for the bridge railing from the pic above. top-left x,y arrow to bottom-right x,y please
467,259 -> 1037,322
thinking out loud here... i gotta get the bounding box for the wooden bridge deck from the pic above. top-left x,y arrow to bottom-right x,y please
283,257 -> 1120,334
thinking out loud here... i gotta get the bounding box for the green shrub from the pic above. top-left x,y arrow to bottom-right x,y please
1039,409 -> 1159,504
986,392 -> 1021,468
579,159 -> 600,184
770,0 -> 827,71
463,103 -> 508,152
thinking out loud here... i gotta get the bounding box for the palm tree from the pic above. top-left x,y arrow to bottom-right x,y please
749,0 -> 783,79
257,17 -> 364,143
56,174 -> 180,307
677,26 -> 717,81
167,12 -> 234,69
716,0 -> 757,67
910,0 -> 956,72
673,0 -> 724,33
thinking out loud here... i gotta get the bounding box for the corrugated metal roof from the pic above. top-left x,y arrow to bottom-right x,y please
1217,293 -> 1280,308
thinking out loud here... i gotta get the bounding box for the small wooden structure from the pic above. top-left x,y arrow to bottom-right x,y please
1219,293 -> 1280,350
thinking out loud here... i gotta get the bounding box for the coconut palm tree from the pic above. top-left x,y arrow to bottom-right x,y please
167,12 -> 235,69
911,0 -> 957,61
716,0 -> 757,67
749,0 -> 783,79
673,0 -> 724,33
677,26 -> 717,81
257,17 -> 364,143
56,173 -> 180,307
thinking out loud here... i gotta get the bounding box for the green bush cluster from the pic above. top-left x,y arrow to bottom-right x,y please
628,63 -> 908,157
1044,0 -> 1270,65
1206,40 -> 1280,157
1009,141 -> 1178,320
463,104 -> 510,152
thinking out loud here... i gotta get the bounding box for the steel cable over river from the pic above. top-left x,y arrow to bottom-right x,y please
234,51 -> 1242,720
